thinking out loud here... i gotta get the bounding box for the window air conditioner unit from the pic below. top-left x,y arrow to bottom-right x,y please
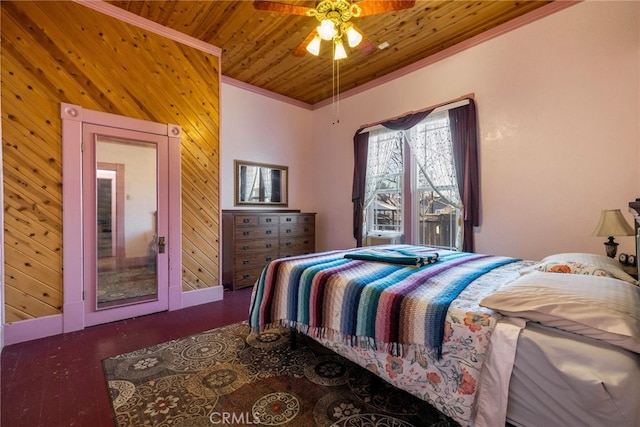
365,232 -> 404,246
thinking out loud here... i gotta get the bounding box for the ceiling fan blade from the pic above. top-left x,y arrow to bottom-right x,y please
352,25 -> 377,56
357,0 -> 416,16
293,29 -> 318,57
253,1 -> 311,16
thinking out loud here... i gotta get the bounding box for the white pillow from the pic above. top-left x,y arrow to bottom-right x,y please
480,271 -> 640,354
520,252 -> 637,285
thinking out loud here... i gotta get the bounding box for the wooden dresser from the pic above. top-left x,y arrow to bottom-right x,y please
222,210 -> 316,290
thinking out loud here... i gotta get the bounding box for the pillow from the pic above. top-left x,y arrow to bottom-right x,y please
521,252 -> 637,285
480,271 -> 640,354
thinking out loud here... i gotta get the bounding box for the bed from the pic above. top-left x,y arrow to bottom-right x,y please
248,244 -> 640,426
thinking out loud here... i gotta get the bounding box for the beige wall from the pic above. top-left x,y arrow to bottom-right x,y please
308,1 -> 640,260
220,84 -> 315,213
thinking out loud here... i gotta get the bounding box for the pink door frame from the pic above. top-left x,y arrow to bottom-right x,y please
61,103 -> 183,332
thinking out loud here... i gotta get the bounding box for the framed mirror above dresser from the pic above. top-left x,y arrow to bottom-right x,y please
234,160 -> 288,206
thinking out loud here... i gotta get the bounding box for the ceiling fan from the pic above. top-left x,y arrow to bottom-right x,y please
253,0 -> 416,60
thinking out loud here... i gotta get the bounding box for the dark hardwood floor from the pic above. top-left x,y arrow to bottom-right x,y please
1,287 -> 254,427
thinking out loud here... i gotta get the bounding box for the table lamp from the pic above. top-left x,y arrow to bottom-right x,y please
593,209 -> 635,258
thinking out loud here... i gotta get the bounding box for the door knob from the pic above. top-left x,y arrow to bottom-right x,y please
158,236 -> 166,253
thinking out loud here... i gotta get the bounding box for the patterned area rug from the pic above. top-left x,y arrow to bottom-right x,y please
103,322 -> 457,427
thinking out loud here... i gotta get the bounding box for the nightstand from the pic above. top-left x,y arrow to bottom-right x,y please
621,263 -> 638,280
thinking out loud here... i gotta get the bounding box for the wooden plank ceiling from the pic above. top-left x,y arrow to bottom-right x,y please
107,0 -> 552,106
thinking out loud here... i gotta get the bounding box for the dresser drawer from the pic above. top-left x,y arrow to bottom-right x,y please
235,225 -> 279,241
280,237 -> 314,253
234,253 -> 276,271
298,214 -> 315,224
279,214 -> 298,224
280,244 -> 314,258
235,238 -> 279,253
280,214 -> 315,224
280,223 -> 315,237
234,268 -> 264,289
259,215 -> 280,225
234,215 -> 259,226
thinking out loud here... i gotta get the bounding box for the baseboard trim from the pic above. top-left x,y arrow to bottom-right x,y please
181,286 -> 224,309
4,314 -> 64,346
3,287 -> 224,346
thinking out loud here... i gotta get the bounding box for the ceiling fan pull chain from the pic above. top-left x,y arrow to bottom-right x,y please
332,52 -> 340,125
336,59 -> 340,124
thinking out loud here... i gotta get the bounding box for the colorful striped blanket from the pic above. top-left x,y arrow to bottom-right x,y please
249,245 -> 520,358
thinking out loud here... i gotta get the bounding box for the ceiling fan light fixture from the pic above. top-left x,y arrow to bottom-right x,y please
345,25 -> 362,48
306,35 -> 322,56
333,38 -> 347,60
317,19 -> 337,40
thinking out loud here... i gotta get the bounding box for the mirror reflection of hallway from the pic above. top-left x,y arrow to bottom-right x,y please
95,139 -> 158,309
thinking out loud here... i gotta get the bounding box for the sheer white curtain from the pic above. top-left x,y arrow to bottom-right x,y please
364,128 -> 402,211
406,112 -> 461,208
405,111 -> 464,249
243,166 -> 258,201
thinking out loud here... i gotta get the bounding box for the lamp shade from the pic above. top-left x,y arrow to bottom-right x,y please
306,35 -> 321,56
346,25 -> 363,47
333,38 -> 347,60
593,209 -> 635,237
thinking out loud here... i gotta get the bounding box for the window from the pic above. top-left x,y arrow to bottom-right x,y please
365,129 -> 404,234
363,110 -> 463,250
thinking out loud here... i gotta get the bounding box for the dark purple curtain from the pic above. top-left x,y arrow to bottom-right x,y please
271,169 -> 281,203
449,99 -> 479,252
258,169 -> 265,202
381,110 -> 433,131
352,130 -> 369,247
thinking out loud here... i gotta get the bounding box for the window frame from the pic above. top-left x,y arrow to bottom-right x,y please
363,109 -> 462,250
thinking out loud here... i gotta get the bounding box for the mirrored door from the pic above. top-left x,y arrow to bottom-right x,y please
83,124 -> 169,326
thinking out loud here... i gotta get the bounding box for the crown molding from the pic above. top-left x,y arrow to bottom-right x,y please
73,0 -> 222,57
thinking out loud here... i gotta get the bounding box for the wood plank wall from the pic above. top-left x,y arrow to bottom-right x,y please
1,1 -> 221,322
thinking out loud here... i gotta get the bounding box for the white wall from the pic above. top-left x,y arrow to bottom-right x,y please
310,1 -> 640,261
220,84 -> 315,213
221,1 -> 639,262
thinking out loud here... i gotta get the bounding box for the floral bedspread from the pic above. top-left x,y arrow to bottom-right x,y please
249,245 -> 531,426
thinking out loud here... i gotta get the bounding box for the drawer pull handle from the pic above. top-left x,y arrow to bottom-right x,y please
304,218 -> 310,222
266,230 -> 272,234
286,242 -> 292,246
243,231 -> 250,236
243,245 -> 250,250
286,218 -> 292,222
304,228 -> 310,232
266,257 -> 272,261
243,218 -> 250,223
304,240 -> 309,244
286,229 -> 292,233
243,274 -> 250,279
243,260 -> 250,265
266,243 -> 272,248
266,218 -> 272,223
